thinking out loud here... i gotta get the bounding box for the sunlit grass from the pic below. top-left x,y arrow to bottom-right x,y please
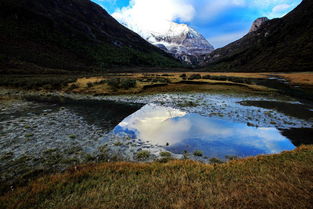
1,146 -> 312,209
66,72 -> 275,96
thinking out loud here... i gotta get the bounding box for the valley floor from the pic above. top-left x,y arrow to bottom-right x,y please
2,72 -> 313,97
1,72 -> 313,209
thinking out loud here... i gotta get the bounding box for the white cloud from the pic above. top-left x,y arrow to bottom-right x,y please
272,4 -> 291,13
268,3 -> 292,18
112,0 -> 195,37
111,0 -> 301,47
112,0 -> 298,32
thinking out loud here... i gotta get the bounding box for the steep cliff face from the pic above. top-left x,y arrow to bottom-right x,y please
0,0 -> 180,73
202,0 -> 313,72
249,17 -> 269,33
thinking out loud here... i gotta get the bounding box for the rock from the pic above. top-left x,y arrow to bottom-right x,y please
249,17 -> 269,33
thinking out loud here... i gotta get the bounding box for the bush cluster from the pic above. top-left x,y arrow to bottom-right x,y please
136,150 -> 150,160
202,75 -> 254,84
180,74 -> 187,80
188,74 -> 202,80
107,78 -> 137,90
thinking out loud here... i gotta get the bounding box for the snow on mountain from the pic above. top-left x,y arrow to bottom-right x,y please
114,19 -> 214,65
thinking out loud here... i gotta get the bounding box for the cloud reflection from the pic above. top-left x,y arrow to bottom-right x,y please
114,104 -> 295,158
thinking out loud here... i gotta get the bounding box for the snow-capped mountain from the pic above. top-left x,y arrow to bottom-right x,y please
115,20 -> 214,65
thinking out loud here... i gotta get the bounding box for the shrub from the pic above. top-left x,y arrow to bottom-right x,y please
193,150 -> 203,157
188,74 -> 202,80
136,150 -> 150,160
180,73 -> 187,78
42,84 -> 53,90
120,79 -> 136,89
95,79 -> 107,85
180,73 -> 187,80
210,76 -> 228,81
24,125 -> 31,129
68,134 -> 76,139
87,82 -> 94,88
225,155 -> 239,161
114,142 -> 123,146
160,152 -> 172,157
178,101 -> 198,107
151,78 -> 170,83
209,158 -> 223,164
24,133 -> 34,138
107,78 -> 121,89
107,78 -> 137,90
202,75 -> 211,79
69,84 -> 78,90
156,157 -> 173,163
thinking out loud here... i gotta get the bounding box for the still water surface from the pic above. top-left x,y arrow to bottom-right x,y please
114,104 -> 296,159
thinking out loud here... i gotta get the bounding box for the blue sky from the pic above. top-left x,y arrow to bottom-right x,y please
93,0 -> 302,48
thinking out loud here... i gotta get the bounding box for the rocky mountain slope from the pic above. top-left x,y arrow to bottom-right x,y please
249,17 -> 269,33
202,0 -> 313,72
0,0 -> 180,73
117,20 -> 214,65
147,23 -> 214,65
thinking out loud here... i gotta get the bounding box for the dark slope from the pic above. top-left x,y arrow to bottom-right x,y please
203,0 -> 313,72
0,0 -> 180,73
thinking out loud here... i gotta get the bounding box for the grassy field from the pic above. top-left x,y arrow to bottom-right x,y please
277,72 -> 313,86
0,146 -> 312,209
65,72 -> 275,95
2,72 -> 313,95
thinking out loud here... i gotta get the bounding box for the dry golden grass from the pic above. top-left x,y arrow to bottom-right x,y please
199,72 -> 268,79
277,72 -> 313,86
1,146 -> 312,209
66,72 -> 274,96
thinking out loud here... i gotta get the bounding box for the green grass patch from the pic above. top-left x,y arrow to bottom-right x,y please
160,152 -> 172,157
68,134 -> 76,139
136,150 -> 150,160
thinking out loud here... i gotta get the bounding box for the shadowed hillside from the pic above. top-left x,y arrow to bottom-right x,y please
203,0 -> 313,72
0,0 -> 180,73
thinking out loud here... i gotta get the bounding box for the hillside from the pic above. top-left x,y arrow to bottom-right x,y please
0,0 -> 180,74
202,0 -> 313,72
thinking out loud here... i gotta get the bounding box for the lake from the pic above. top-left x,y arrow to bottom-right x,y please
113,104 -> 296,159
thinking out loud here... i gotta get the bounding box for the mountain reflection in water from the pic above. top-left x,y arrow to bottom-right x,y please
114,104 -> 296,159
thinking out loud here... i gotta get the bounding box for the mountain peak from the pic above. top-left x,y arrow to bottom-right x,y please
148,23 -> 214,65
117,20 -> 214,65
249,17 -> 269,32
202,0 -> 313,72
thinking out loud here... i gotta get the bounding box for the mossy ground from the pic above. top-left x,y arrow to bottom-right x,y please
1,146 -> 312,209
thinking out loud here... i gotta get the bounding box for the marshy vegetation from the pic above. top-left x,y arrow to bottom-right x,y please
136,150 -> 151,160
1,72 -> 313,208
1,146 -> 312,209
